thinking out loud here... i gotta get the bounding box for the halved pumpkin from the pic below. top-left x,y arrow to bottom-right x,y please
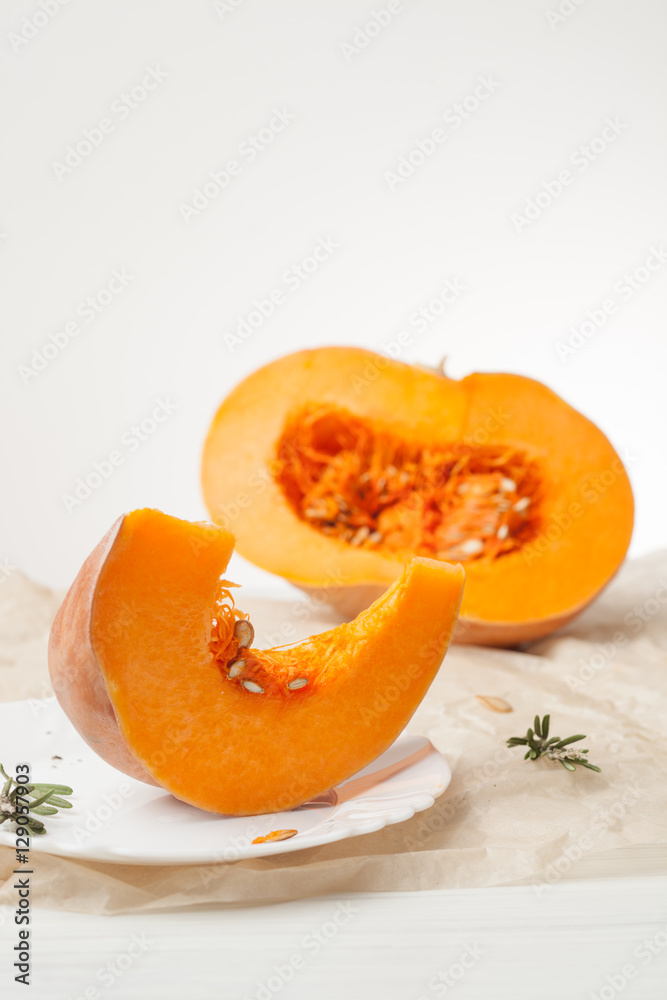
47,508 -> 464,815
201,347 -> 633,646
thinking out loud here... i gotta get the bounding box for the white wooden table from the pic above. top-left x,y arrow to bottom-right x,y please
4,872 -> 666,999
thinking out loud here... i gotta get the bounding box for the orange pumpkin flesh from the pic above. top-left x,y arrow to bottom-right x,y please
201,347 -> 633,646
48,508 -> 464,816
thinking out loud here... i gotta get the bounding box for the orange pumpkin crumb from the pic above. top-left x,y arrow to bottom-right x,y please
252,829 -> 299,844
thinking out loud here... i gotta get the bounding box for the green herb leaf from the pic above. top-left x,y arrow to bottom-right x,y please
0,765 -> 74,835
507,716 -> 601,775
28,783 -> 74,796
553,735 -> 586,749
43,795 -> 73,809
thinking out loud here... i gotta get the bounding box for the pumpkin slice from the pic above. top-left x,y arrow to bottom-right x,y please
48,508 -> 464,816
201,347 -> 634,646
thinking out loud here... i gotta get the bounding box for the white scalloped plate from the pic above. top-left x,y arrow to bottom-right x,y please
0,698 -> 451,865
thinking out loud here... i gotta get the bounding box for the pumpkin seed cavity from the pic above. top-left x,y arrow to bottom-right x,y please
275,404 -> 541,563
209,581 -> 312,696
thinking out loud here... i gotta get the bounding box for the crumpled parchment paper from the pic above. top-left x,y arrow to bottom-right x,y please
1,552 -> 666,913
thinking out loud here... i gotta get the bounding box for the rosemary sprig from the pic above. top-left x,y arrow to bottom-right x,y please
506,715 -> 601,773
0,764 -> 74,835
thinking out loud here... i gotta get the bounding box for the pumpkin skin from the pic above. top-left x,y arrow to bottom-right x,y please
47,508 -> 464,816
201,347 -> 634,646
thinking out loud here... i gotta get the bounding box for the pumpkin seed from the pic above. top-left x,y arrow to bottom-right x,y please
228,660 -> 244,678
497,524 -> 509,540
460,538 -> 484,556
513,497 -> 530,512
287,677 -> 308,690
476,694 -> 513,713
234,619 -> 255,649
500,477 -> 516,493
350,526 -> 370,546
242,679 -> 264,694
469,482 -> 493,497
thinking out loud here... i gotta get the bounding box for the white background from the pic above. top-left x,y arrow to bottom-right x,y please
1,0 -> 666,594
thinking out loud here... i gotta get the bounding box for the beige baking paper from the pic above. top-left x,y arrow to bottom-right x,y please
1,553 -> 666,913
